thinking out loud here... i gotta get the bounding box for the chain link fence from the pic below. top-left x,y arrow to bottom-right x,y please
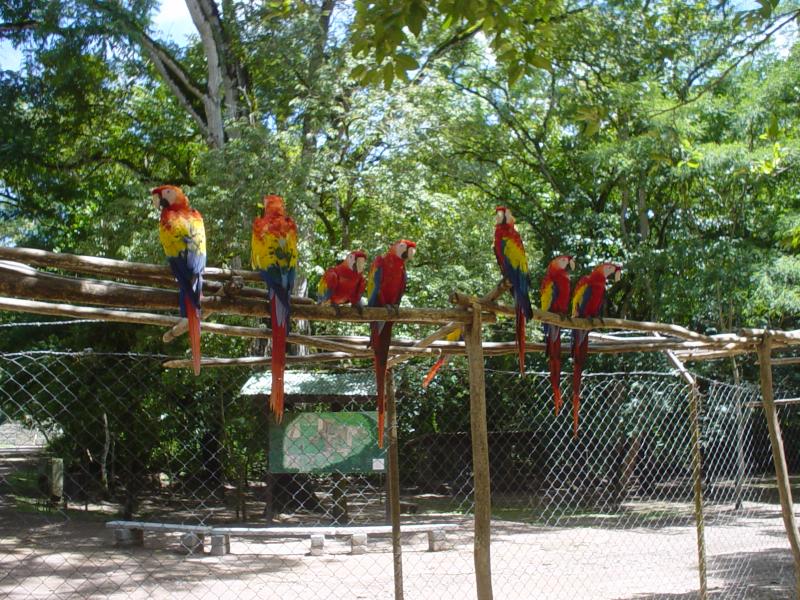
0,350 -> 796,599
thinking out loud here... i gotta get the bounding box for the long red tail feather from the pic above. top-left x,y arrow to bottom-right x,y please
422,356 -> 447,388
271,301 -> 286,423
373,324 -> 392,448
571,336 -> 589,438
547,331 -> 563,416
185,297 -> 202,376
516,307 -> 526,375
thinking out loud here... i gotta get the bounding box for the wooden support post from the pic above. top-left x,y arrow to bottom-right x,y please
465,303 -> 493,600
757,336 -> 800,598
386,369 -> 404,600
665,350 -> 708,600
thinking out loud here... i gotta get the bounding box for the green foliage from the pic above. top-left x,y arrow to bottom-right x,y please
349,0 -> 564,86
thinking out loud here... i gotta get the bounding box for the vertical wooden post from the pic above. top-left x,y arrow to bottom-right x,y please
386,369 -> 404,600
665,350 -> 707,600
757,336 -> 800,598
465,303 -> 493,600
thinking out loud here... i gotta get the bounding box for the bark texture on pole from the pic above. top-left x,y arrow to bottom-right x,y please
465,303 -> 492,600
385,370 -> 404,600
757,336 -> 800,599
665,350 -> 708,600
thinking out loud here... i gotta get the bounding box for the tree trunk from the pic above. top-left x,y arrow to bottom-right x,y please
637,186 -> 650,240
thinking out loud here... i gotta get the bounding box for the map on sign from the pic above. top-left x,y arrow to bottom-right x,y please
268,412 -> 385,474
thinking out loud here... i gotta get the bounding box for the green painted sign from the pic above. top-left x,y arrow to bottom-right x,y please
268,412 -> 386,474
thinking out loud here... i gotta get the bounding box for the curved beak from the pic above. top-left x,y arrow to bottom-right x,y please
568,257 -> 576,270
614,266 -> 622,282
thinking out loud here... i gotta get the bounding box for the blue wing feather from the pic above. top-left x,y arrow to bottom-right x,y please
499,238 -> 532,319
368,265 -> 383,307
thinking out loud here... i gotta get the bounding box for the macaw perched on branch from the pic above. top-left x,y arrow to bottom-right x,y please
494,206 -> 534,374
251,194 -> 298,422
317,250 -> 368,312
367,239 -> 416,448
570,262 -> 622,437
540,255 -> 575,416
422,327 -> 463,388
151,185 -> 206,376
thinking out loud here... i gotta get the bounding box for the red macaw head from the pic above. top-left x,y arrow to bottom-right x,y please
263,194 -> 285,216
549,255 -> 576,272
594,262 -> 622,282
390,240 -> 416,261
495,205 -> 515,226
151,185 -> 188,210
347,250 -> 368,274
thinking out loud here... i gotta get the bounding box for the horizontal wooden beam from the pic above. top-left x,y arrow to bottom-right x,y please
0,245 -> 261,284
449,290 -> 736,344
0,261 -> 481,324
768,356 -> 800,366
162,353 -> 358,369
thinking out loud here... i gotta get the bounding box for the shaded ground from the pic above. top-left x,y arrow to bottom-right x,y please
1,453 -> 795,599
0,502 -> 794,599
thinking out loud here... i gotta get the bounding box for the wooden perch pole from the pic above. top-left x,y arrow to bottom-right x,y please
0,297 -> 372,356
386,282 -> 510,368
163,353 -> 355,369
769,357 -> 800,366
0,261 -> 481,324
465,302 -> 493,600
664,349 -> 708,600
450,290 -> 735,344
756,335 -> 800,598
385,369 -> 404,600
0,245 -> 267,285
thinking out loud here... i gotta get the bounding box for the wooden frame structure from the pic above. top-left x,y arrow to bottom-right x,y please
1,245 -> 800,600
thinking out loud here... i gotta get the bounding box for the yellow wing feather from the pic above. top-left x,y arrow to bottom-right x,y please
541,280 -> 554,311
160,212 -> 206,258
251,227 -> 298,271
502,237 -> 529,273
571,282 -> 589,317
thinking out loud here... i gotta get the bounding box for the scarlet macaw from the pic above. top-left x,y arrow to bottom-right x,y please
317,250 -> 368,312
570,262 -> 622,437
540,255 -> 575,416
151,185 -> 206,376
251,194 -> 298,422
422,327 -> 463,388
367,239 -> 416,447
494,206 -> 533,374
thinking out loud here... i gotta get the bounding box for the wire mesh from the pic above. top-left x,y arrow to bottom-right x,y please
0,350 -> 796,599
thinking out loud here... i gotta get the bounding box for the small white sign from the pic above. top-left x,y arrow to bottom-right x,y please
372,458 -> 385,471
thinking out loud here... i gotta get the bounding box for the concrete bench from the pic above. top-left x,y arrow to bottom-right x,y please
108,520 -> 457,556
106,520 -> 213,554
210,523 -> 458,555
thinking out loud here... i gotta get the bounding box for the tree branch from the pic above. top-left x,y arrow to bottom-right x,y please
0,20 -> 39,35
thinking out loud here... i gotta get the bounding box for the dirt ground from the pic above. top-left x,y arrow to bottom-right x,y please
0,500 -> 795,600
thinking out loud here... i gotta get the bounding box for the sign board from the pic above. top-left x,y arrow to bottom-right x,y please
268,412 -> 385,474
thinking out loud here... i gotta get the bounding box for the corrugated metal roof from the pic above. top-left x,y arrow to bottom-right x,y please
241,371 -> 376,397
